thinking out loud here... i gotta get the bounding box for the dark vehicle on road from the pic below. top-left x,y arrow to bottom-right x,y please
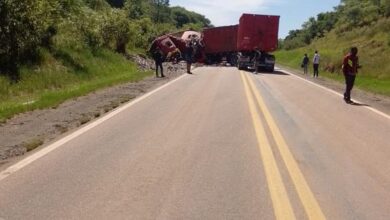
236,14 -> 280,72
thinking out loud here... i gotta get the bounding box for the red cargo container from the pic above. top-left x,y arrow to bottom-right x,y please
237,14 -> 280,52
203,25 -> 238,54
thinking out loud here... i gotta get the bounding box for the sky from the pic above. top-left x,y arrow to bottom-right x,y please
170,0 -> 341,39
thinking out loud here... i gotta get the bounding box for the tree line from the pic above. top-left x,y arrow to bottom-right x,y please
281,0 -> 390,50
0,0 -> 211,81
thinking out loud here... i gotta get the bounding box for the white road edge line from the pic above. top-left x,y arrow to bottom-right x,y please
277,67 -> 390,120
0,74 -> 188,182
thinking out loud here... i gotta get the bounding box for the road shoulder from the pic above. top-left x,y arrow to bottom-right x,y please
277,65 -> 390,116
0,62 -> 187,167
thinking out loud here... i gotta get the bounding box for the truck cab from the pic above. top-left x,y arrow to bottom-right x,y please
237,51 -> 275,72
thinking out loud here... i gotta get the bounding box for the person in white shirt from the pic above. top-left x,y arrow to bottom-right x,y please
313,51 -> 320,78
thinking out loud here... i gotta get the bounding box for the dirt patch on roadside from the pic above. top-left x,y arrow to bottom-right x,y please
277,65 -> 390,116
0,56 -> 187,166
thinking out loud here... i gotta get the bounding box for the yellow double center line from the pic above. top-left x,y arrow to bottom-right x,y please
240,71 -> 326,220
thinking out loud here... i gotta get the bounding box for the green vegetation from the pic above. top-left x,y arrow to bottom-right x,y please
278,0 -> 390,96
0,0 -> 211,120
0,49 -> 150,120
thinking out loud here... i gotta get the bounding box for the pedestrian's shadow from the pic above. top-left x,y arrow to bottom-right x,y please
244,70 -> 289,76
349,101 -> 370,107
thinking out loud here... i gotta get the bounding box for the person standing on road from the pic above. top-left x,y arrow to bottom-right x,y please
152,46 -> 165,78
313,51 -> 320,78
253,47 -> 262,74
184,40 -> 194,74
302,53 -> 309,75
342,47 -> 361,103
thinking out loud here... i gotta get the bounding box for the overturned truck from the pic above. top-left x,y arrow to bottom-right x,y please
149,31 -> 204,63
149,35 -> 184,62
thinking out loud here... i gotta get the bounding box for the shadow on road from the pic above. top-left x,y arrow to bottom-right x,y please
243,70 -> 289,76
349,101 -> 370,107
261,70 -> 289,76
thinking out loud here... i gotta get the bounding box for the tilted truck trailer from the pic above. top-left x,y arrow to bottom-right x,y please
237,14 -> 280,72
202,25 -> 238,65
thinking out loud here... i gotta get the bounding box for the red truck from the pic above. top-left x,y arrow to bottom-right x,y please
150,31 -> 204,63
150,35 -> 180,56
150,13 -> 280,71
236,14 -> 280,72
202,25 -> 238,65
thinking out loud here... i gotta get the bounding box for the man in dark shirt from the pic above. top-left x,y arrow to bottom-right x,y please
302,53 -> 309,74
153,47 -> 165,78
342,47 -> 360,103
253,47 -> 261,74
184,40 -> 194,74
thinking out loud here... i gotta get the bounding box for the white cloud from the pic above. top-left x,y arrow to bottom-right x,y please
170,0 -> 282,26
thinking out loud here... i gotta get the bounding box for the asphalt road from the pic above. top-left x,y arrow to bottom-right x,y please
0,67 -> 389,220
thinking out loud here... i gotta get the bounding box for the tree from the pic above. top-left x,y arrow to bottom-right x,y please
170,6 -> 211,28
0,0 -> 55,80
105,0 -> 125,8
124,0 -> 145,19
171,7 -> 190,28
85,0 -> 110,10
381,0 -> 390,16
150,0 -> 171,23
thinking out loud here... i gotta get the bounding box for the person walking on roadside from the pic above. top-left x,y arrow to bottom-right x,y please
313,50 -> 320,78
342,47 -> 361,104
152,46 -> 165,78
184,40 -> 194,74
302,53 -> 309,74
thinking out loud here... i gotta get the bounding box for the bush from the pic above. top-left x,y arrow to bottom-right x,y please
85,0 -> 110,11
283,37 -> 307,50
0,0 -> 55,79
78,9 -> 104,51
133,18 -> 157,49
382,0 -> 390,17
388,34 -> 390,47
101,9 -> 139,53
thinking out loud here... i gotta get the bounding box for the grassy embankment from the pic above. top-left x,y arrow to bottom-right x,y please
0,47 -> 152,122
275,18 -> 390,97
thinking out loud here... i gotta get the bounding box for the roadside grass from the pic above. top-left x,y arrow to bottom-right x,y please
0,48 -> 153,121
275,22 -> 390,97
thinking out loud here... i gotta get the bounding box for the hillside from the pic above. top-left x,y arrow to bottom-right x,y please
0,0 -> 210,120
276,0 -> 390,96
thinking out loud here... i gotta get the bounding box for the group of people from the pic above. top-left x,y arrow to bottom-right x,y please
301,47 -> 361,103
301,50 -> 320,77
154,44 -> 361,104
152,39 -> 197,78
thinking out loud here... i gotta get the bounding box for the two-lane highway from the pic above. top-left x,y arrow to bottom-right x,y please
0,67 -> 389,220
